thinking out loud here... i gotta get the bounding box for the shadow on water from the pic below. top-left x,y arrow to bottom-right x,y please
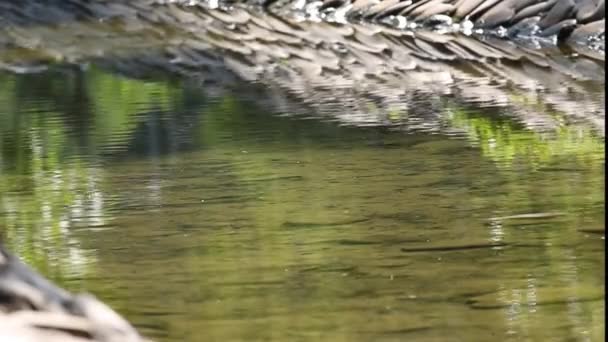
0,2 -> 605,342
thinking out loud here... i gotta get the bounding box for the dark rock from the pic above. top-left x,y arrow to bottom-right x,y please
538,0 -> 576,28
576,0 -> 604,23
539,18 -> 578,36
511,0 -> 556,23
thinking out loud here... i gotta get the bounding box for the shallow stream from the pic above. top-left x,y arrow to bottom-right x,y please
0,5 -> 605,341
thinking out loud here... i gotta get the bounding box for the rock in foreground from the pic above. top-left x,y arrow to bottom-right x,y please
0,246 -> 149,342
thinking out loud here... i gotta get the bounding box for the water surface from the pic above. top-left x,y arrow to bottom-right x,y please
0,66 -> 604,341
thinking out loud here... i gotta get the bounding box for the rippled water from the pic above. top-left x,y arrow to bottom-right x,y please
0,65 -> 604,341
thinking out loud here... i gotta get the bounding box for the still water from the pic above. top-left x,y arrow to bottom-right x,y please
0,66 -> 604,341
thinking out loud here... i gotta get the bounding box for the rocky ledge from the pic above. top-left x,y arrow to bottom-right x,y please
0,1 -> 604,133
236,0 -> 605,50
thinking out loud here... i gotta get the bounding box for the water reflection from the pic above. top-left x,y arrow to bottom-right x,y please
0,67 -> 604,341
0,67 -> 197,285
0,1 -> 605,135
448,107 -> 605,169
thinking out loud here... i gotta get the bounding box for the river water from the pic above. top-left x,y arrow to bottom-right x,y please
0,35 -> 605,342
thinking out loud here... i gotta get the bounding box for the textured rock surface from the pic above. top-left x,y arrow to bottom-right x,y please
249,0 -> 605,46
0,1 -> 604,133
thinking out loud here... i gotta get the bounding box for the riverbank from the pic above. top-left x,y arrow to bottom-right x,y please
0,1 -> 604,134
260,0 -> 605,48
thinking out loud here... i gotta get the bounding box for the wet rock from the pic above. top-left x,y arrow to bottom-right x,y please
364,0 -> 400,18
275,0 -> 604,48
453,0 -> 487,19
537,0 -> 576,30
477,3 -> 518,28
0,0 -> 603,133
568,19 -> 605,44
538,18 -> 577,37
371,0 -> 413,19
0,246 -> 149,342
507,15 -> 541,36
414,3 -> 456,20
511,0 -> 555,23
576,0 -> 604,23
467,0 -> 503,21
399,0 -> 435,17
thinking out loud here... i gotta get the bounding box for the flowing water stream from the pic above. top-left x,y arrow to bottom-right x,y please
0,16 -> 605,342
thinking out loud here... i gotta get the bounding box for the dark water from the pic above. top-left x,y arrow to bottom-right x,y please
0,66 -> 604,341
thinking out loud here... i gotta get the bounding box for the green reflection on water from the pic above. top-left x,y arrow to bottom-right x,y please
0,68 -> 184,286
449,107 -> 605,169
88,68 -> 180,149
0,67 -> 604,341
